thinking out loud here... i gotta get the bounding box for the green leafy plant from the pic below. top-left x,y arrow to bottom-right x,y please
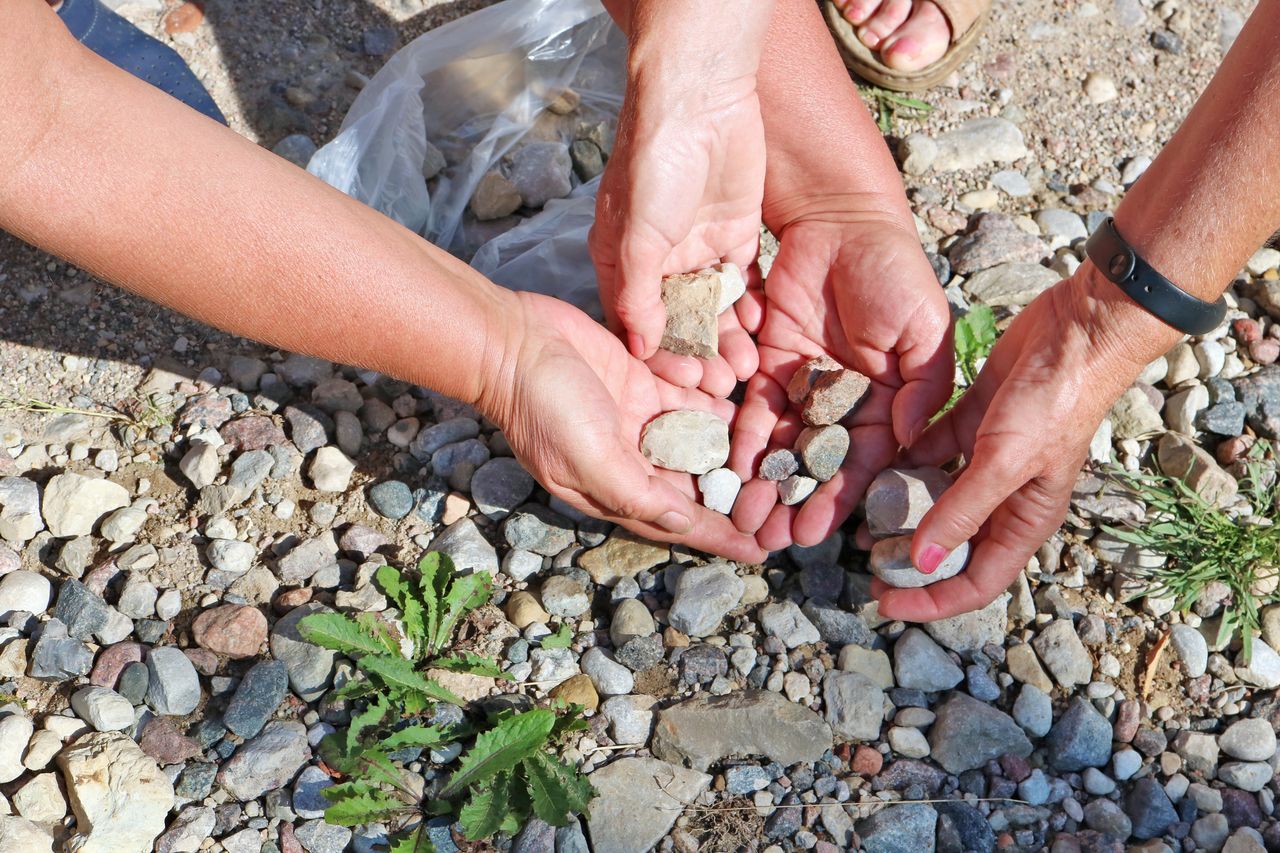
1104,441 -> 1280,660
299,552 -> 595,849
860,84 -> 933,133
942,304 -> 998,413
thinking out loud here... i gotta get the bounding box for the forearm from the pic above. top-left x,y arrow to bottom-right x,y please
1087,0 -> 1280,365
0,1 -> 513,409
756,0 -> 912,232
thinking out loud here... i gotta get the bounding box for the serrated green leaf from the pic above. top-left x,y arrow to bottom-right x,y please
320,779 -> 375,802
333,678 -> 377,701
459,771 -> 513,840
521,750 -> 595,826
380,724 -> 451,752
322,791 -> 406,826
356,612 -> 402,655
439,709 -> 556,800
434,652 -> 511,679
360,655 -> 466,706
389,826 -> 435,853
378,564 -> 427,653
298,612 -> 387,657
540,623 -> 574,649
418,553 -> 446,654
347,694 -> 391,751
434,572 -> 491,653
356,747 -> 412,791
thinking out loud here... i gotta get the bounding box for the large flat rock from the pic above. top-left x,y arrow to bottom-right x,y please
587,757 -> 710,853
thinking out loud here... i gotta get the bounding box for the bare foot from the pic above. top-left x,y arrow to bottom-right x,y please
833,0 -> 952,71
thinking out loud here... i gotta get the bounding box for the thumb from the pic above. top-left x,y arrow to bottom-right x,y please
614,241 -> 669,361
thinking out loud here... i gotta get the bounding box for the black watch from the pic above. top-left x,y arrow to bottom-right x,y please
1084,217 -> 1227,336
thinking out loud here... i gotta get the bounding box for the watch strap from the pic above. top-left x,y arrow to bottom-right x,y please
1085,217 -> 1227,336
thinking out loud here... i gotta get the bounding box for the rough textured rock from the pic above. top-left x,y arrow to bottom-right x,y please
865,467 -> 952,537
215,721 -> 310,801
640,411 -> 731,475
928,692 -> 1032,774
796,425 -> 849,482
0,815 -> 55,853
651,690 -> 833,772
870,536 -> 969,588
823,671 -> 885,741
856,802 -> 939,853
660,271 -> 720,358
58,731 -> 175,853
667,562 -> 744,638
41,472 -> 129,538
1047,697 -> 1114,771
586,758 -> 711,853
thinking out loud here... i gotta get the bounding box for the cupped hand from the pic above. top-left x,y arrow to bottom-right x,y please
588,69 -> 765,398
480,290 -> 767,564
875,265 -> 1179,621
728,213 -> 953,551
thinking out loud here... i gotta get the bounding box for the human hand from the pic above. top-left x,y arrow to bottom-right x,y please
728,212 -> 953,550
478,290 -> 767,564
875,265 -> 1180,620
588,5 -> 769,397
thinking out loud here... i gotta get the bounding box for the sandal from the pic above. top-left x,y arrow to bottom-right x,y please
823,0 -> 991,93
57,0 -> 227,124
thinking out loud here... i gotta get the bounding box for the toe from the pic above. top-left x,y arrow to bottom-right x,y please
835,0 -> 884,27
857,0 -> 912,48
879,0 -> 953,70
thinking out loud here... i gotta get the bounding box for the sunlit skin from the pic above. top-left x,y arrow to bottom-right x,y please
0,0 -> 766,565
831,0 -> 954,71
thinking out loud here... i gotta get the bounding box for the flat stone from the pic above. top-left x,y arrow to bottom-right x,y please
1219,718 -> 1276,762
276,534 -> 339,584
1218,762 -> 1272,792
138,717 -> 201,765
216,721 -> 310,801
223,660 -> 289,739
758,449 -> 800,481
600,694 -> 657,745
1157,432 -> 1238,507
949,213 -> 1050,275
870,535 -> 968,588
295,819 -> 353,853
1013,683 -> 1053,738
70,686 -> 134,732
659,271 -> 721,358
269,603 -> 336,702
865,467 -> 952,537
667,562 -> 744,637
923,593 -> 1010,654
470,458 -> 536,520
894,628 -> 963,692
838,645 -> 894,689
1235,639 -> 1280,689
1170,624 -> 1209,678
41,473 -> 129,538
802,598 -> 874,647
58,731 -> 174,853
928,692 -> 1032,774
640,411 -> 730,475
778,475 -> 818,505
30,619 -> 94,681
926,117 -> 1028,172
1032,618 -> 1094,688
579,530 -> 669,587
823,671 -> 884,741
471,171 -> 521,220
962,262 -> 1060,306
856,803 -> 938,853
502,503 -> 576,556
0,476 -> 42,544
586,758 -> 711,853
796,425 -> 849,482
760,600 -> 820,648
218,416 -> 286,451
651,690 -> 833,772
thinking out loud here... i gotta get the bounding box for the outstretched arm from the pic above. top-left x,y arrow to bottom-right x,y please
0,0 -> 766,563
883,0 -> 1280,620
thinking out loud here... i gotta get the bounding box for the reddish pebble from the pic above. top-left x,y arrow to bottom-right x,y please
273,587 -> 313,614
1234,318 -> 1262,344
184,647 -> 220,676
192,604 -> 268,659
89,642 -> 144,689
219,416 -> 287,451
163,2 -> 205,34
999,753 -> 1031,783
1250,339 -> 1280,365
851,745 -> 883,776
1114,698 -> 1141,743
996,833 -> 1016,850
139,717 -> 202,764
280,824 -> 305,853
1217,435 -> 1256,466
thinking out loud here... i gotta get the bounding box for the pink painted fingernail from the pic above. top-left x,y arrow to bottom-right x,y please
917,544 -> 946,574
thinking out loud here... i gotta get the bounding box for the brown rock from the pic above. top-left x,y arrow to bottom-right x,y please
796,425 -> 850,482
219,416 -> 287,451
549,674 -> 598,711
803,369 -> 871,426
89,642 -> 145,689
660,272 -> 720,359
279,824 -> 304,853
273,588 -> 313,614
505,591 -> 549,629
163,2 -> 205,34
578,531 -> 669,586
184,648 -> 219,676
786,355 -> 842,405
139,717 -> 202,765
425,669 -> 495,703
851,745 -> 883,776
471,171 -> 521,221
192,604 -> 268,659
1156,433 -> 1239,507
948,213 -> 1050,275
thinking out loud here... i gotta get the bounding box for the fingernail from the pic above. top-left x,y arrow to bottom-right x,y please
917,544 -> 946,574
627,332 -> 646,359
657,511 -> 692,534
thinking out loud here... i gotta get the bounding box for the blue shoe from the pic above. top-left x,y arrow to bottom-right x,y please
58,0 -> 227,125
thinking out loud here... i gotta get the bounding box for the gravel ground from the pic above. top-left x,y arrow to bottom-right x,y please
0,1 -> 1274,853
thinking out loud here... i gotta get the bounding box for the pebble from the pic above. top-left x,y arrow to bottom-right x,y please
865,467 -> 951,537
471,171 -> 522,220
146,646 -> 202,716
640,411 -> 730,475
1084,72 -> 1118,103
431,517 -> 499,575
778,475 -> 817,505
508,141 -> 572,208
667,562 -> 744,637
1170,624 -> 1209,678
1219,718 -> 1277,762
57,732 -> 174,852
580,648 -> 633,696
216,721 -> 310,801
367,480 -> 413,519
902,118 -> 1027,173
759,449 -> 800,481
893,627 -> 963,691
540,576 -> 590,618
193,604 -> 267,659
41,472 -> 129,538
1127,777 -> 1179,840
697,468 -> 741,514
660,271 -> 720,358
870,535 -> 968,588
470,458 -> 536,519
963,262 -> 1060,306
70,686 -> 135,732
1047,697 -> 1113,771
760,601 -> 820,648
1032,618 -> 1093,688
600,694 -> 657,745
307,447 -> 355,492
0,571 -> 50,618
610,598 -> 656,647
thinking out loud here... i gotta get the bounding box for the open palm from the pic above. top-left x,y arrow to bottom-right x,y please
728,218 -> 953,550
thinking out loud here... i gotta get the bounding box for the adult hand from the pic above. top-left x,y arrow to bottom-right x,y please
480,290 -> 767,564
875,265 -> 1179,621
589,2 -> 770,397
728,210 -> 953,551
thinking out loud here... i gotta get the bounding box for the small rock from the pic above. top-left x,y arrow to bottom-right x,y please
928,692 -> 1032,774
659,271 -> 720,358
215,721 -> 310,801
823,671 -> 885,741
667,562 -> 744,637
894,628 -> 963,692
650,690 -> 832,772
1170,624 -> 1209,678
923,118 -> 1028,172
871,535 -> 969,588
640,411 -> 730,475
1032,618 -> 1094,688
796,425 -> 849,482
1084,72 -> 1118,103
146,646 -> 202,716
758,449 -> 800,481
865,467 -> 952,537
70,686 -> 135,731
760,601 -> 820,648
1047,697 -> 1113,771
41,472 -> 129,538
778,475 -> 817,505
471,171 -> 522,220
697,468 -> 741,514
1219,718 -> 1276,762
508,142 -> 572,208
58,732 -> 174,852
307,447 -> 355,492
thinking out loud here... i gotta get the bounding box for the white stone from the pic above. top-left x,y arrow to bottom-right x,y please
1165,384 -> 1209,435
0,477 -> 42,545
1247,248 -> 1280,277
697,468 -> 741,515
58,731 -> 174,853
1163,342 -> 1199,386
0,572 -> 50,618
1196,340 -> 1226,378
704,263 -> 747,314
40,473 -> 129,538
1236,639 -> 1280,689
207,539 -> 256,575
307,447 -> 355,492
870,535 -> 968,588
640,411 -> 731,475
1088,418 -> 1113,464
0,815 -> 54,853
1219,718 -> 1277,762
887,726 -> 931,758
70,688 -> 135,732
0,716 -> 32,783
13,773 -> 65,824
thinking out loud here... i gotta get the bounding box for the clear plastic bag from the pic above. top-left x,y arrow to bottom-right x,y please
307,0 -> 623,316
